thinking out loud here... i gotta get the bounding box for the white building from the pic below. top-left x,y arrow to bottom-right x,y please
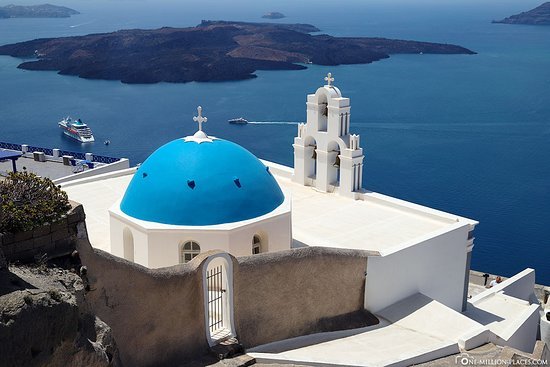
108,107 -> 292,269
60,74 -> 543,365
65,75 -> 477,311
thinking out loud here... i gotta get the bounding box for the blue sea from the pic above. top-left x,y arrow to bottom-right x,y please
1,0 -> 549,283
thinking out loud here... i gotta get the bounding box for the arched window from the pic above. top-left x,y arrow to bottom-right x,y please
180,241 -> 200,263
317,94 -> 328,132
252,235 -> 261,255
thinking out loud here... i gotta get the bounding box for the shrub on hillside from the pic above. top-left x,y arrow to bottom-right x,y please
0,172 -> 71,233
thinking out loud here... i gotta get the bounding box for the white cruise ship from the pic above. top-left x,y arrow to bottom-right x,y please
58,117 -> 95,143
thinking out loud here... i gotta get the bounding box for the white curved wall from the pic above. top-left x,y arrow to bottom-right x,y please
110,206 -> 291,269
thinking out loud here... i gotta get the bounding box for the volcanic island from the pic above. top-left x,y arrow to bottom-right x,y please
0,20 -> 476,84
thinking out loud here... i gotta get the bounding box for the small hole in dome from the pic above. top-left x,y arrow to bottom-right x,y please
142,172 -> 148,178
233,177 -> 242,188
187,180 -> 196,189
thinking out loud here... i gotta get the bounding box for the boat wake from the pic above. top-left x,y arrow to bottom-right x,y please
70,20 -> 96,28
247,121 -> 301,125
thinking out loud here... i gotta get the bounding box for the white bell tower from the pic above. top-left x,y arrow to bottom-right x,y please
292,73 -> 364,199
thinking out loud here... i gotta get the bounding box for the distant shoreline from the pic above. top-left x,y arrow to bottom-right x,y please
0,4 -> 79,19
492,2 -> 550,25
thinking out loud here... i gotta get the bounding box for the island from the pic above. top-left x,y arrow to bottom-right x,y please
0,20 -> 476,84
262,12 -> 286,19
0,4 -> 79,18
493,2 -> 550,25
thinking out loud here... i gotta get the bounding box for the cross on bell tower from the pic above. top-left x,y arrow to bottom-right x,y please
324,72 -> 334,86
193,106 -> 207,132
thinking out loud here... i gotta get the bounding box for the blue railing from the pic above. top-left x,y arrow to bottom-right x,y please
59,150 -> 87,160
0,142 -> 22,151
0,141 -> 121,164
27,145 -> 54,156
93,155 -> 121,164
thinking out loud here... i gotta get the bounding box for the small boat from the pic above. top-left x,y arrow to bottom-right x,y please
228,117 -> 248,125
104,140 -> 111,146
58,117 -> 95,143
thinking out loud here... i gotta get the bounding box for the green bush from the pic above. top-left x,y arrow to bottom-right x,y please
0,172 -> 71,233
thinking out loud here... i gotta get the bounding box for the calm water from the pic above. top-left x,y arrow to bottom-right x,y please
1,0 -> 549,283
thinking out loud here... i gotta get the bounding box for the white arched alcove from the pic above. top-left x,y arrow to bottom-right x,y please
123,227 -> 134,261
202,253 -> 236,346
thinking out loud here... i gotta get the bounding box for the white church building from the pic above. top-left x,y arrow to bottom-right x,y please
61,74 -> 543,365
65,74 -> 478,312
108,106 -> 292,268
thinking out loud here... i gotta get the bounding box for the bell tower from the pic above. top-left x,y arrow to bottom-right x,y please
292,73 -> 364,199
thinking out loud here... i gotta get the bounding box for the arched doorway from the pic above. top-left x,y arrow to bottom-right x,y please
202,254 -> 235,346
123,228 -> 134,261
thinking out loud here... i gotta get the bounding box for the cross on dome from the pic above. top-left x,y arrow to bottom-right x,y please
193,106 -> 207,132
324,72 -> 335,86
185,105 -> 215,143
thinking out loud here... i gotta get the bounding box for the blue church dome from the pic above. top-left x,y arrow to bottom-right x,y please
120,137 -> 285,226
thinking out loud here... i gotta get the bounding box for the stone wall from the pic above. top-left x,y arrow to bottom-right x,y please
77,239 -> 207,367
77,239 -> 373,366
0,202 -> 85,264
234,247 -> 372,348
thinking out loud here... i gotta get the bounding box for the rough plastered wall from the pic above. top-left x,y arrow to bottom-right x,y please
77,236 -> 373,364
77,238 -> 208,367
234,247 -> 372,348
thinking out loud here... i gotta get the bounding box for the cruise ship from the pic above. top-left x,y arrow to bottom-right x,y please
58,117 -> 95,143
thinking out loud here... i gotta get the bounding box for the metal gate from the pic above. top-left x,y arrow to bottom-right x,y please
203,254 -> 235,346
207,265 -> 225,334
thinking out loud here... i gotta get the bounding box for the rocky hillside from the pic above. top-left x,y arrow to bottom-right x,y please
493,2 -> 550,25
0,259 -> 120,367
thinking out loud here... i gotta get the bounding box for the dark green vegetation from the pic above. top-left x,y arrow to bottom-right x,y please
493,2 -> 550,25
0,172 -> 71,233
0,20 -> 475,84
0,4 -> 79,18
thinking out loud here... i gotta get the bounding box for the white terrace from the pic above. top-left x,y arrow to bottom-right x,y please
61,160 -> 475,256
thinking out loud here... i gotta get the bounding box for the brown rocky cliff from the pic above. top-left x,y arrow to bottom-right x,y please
0,262 -> 121,367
